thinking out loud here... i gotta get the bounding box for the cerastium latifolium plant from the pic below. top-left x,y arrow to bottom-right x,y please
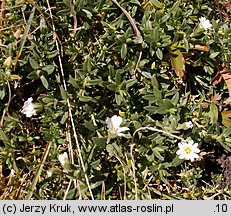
0,0 -> 231,200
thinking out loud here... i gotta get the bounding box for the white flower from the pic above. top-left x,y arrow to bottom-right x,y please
10,169 -> 15,176
58,152 -> 69,166
47,171 -> 52,177
199,17 -> 212,30
106,115 -> 129,143
176,140 -> 200,162
185,121 -> 193,129
21,97 -> 36,117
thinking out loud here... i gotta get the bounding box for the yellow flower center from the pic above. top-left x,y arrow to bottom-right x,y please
184,147 -> 192,154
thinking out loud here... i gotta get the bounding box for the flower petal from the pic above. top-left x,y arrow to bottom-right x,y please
176,149 -> 182,155
117,127 -> 130,133
185,121 -> 193,129
178,140 -> 187,148
187,140 -> 194,146
178,154 -> 185,159
199,17 -> 212,30
111,115 -> 122,129
106,117 -> 112,129
193,147 -> 200,153
116,132 -> 126,137
189,153 -> 199,161
21,97 -> 36,117
192,142 -> 198,148
58,152 -> 69,165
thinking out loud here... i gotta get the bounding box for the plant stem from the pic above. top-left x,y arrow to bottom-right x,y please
132,126 -> 185,144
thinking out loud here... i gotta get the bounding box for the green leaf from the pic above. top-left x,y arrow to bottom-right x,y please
18,136 -> 27,142
210,52 -> 220,59
121,43 -> 127,59
112,143 -> 123,158
107,83 -> 117,91
79,96 -> 94,102
171,92 -> 179,106
141,71 -> 152,79
170,156 -> 183,167
29,58 -> 39,69
144,106 -> 158,112
159,169 -> 169,183
68,75 -> 79,88
147,99 -> 175,114
142,94 -> 156,101
86,79 -> 102,86
156,48 -> 163,60
40,75 -> 49,89
42,97 -> 55,104
81,9 -> 93,19
209,103 -> 218,124
216,136 -> 231,152
150,0 -> 164,9
153,86 -> 162,100
97,108 -> 107,119
15,7 -> 35,68
73,0 -> 84,11
47,50 -> 58,58
60,85 -> 68,100
109,65 -> 115,77
106,144 -> 116,156
90,181 -> 103,190
27,71 -> 39,80
170,1 -> 180,13
152,27 -> 160,43
170,49 -> 186,79
115,71 -> 121,85
162,99 -> 174,109
129,0 -> 141,5
183,38 -> 189,52
0,89 -> 5,100
161,14 -> 170,23
60,112 -> 68,124
83,56 -> 92,73
92,137 -> 107,148
0,129 -> 9,142
151,76 -> 159,88
90,159 -> 101,170
115,93 -> 123,105
221,127 -> 231,137
84,121 -> 97,131
42,65 -> 55,75
153,147 -> 164,160
125,78 -> 137,88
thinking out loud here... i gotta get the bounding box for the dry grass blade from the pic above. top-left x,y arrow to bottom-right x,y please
14,6 -> 35,70
25,141 -> 52,200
